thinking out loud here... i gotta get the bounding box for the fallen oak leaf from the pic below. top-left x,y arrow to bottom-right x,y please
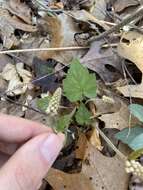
46,143 -> 129,190
117,31 -> 143,98
99,100 -> 138,130
80,40 -> 123,83
46,168 -> 94,190
118,31 -> 143,73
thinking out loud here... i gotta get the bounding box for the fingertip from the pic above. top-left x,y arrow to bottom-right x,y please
57,132 -> 65,144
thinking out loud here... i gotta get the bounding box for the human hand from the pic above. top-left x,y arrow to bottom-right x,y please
0,114 -> 64,190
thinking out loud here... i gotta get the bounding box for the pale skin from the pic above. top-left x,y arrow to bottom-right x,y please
0,114 -> 65,190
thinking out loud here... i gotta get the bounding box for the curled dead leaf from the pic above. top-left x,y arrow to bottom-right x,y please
5,0 -> 32,24
1,63 -> 32,96
89,127 -> 102,151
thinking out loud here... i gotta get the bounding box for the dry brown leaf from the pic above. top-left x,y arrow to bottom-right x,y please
94,96 -> 121,116
113,0 -> 139,13
99,101 -> 138,130
117,83 -> 143,98
92,0 -> 106,20
0,54 -> 14,72
5,0 -> 32,24
46,143 -> 128,190
70,10 -> 109,31
1,63 -> 32,96
82,144 -> 128,190
117,31 -> 143,98
75,132 -> 88,160
0,8 -> 37,48
80,40 -> 122,83
37,13 -> 86,63
17,36 -> 44,66
47,168 -> 94,190
89,127 -> 102,151
118,31 -> 143,73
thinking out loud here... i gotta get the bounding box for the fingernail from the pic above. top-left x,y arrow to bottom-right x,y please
40,133 -> 64,164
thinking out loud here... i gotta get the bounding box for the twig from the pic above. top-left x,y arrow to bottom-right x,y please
89,6 -> 143,43
0,42 -> 119,55
0,46 -> 89,54
92,122 -> 127,161
121,61 -> 133,136
100,20 -> 116,26
0,43 -> 118,55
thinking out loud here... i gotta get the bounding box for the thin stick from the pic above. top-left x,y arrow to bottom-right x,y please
0,43 -> 118,55
0,46 -> 89,54
89,6 -> 143,42
92,122 -> 127,161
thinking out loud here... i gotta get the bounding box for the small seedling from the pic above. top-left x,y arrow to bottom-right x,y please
37,59 -> 97,133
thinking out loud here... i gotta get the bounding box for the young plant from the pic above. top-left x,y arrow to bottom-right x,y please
37,59 -> 97,133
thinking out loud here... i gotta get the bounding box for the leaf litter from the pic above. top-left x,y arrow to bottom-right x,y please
1,0 -> 143,190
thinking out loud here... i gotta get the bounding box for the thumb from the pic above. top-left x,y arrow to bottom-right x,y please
0,132 -> 64,190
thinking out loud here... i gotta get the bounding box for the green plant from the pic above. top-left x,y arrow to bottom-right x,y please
63,59 -> 97,102
37,59 -> 97,133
